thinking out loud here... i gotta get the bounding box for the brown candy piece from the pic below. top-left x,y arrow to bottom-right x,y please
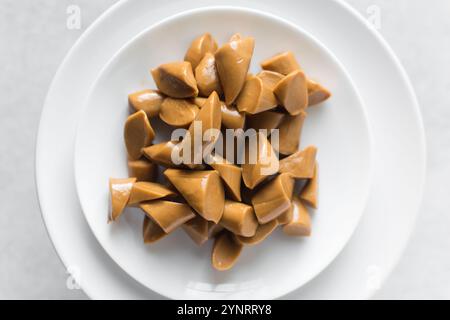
164,169 -> 225,223
124,110 -> 155,160
151,61 -> 198,98
215,35 -> 255,105
195,52 -> 223,97
276,177 -> 295,225
142,141 -> 182,168
241,132 -> 279,189
208,222 -> 224,238
260,51 -> 301,75
256,70 -> 284,91
127,158 -> 157,182
143,216 -> 167,244
278,111 -> 307,155
140,200 -> 195,233
246,111 -> 285,134
221,103 -> 245,129
273,70 -> 308,115
184,33 -> 218,70
209,154 -> 242,201
300,161 -> 318,208
279,145 -> 317,179
251,173 -> 294,224
192,97 -> 207,108
236,75 -> 278,114
282,197 -> 312,236
195,98 -> 245,129
183,217 -> 223,246
128,89 -> 164,117
307,79 -> 331,106
182,215 -> 210,246
211,231 -> 243,271
128,182 -> 176,205
109,177 -> 136,221
235,219 -> 279,245
182,91 -> 222,168
159,98 -> 199,128
220,200 -> 258,237
277,207 -> 293,225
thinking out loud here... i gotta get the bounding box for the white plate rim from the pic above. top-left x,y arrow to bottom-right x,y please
337,0 -> 426,295
73,5 -> 373,300
35,0 -> 426,300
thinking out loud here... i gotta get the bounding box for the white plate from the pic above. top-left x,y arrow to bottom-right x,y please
74,7 -> 371,300
36,0 -> 425,300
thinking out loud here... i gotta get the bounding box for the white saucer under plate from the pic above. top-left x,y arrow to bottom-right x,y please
36,0 -> 425,300
74,7 -> 371,299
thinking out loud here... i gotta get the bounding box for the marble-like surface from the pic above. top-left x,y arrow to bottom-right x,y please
0,0 -> 448,299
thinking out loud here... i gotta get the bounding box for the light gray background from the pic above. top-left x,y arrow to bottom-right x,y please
0,0 -> 448,299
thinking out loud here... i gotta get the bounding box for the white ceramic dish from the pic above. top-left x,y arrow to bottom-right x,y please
74,7 -> 371,300
36,0 -> 425,300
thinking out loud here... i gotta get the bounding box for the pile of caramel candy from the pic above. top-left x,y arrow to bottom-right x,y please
110,33 -> 330,270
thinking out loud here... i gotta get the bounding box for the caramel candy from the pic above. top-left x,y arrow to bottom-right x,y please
140,200 -> 195,233
221,103 -> 245,129
195,53 -> 223,97
192,97 -> 207,108
277,207 -> 293,225
143,216 -> 167,244
241,132 -> 279,189
128,181 -> 176,205
307,79 -> 331,106
164,169 -> 225,223
212,231 -> 243,271
282,197 -> 311,236
275,176 -> 295,226
240,184 -> 254,206
273,70 -> 308,115
188,91 -> 222,134
215,36 -> 255,104
128,158 -> 157,182
182,91 -> 222,168
184,33 -> 218,70
236,75 -> 278,114
195,98 -> 244,129
151,61 -> 198,98
235,219 -> 278,245
124,110 -> 155,160
142,141 -> 182,167
279,145 -> 317,179
246,111 -> 285,134
128,89 -> 164,117
278,111 -> 307,155
182,215 -> 210,245
109,177 -> 136,221
256,70 -> 284,91
208,222 -> 224,238
251,173 -> 294,224
159,98 -> 199,128
300,162 -> 318,208
260,51 -> 301,75
183,217 -> 223,246
220,200 -> 258,237
209,154 -> 242,201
